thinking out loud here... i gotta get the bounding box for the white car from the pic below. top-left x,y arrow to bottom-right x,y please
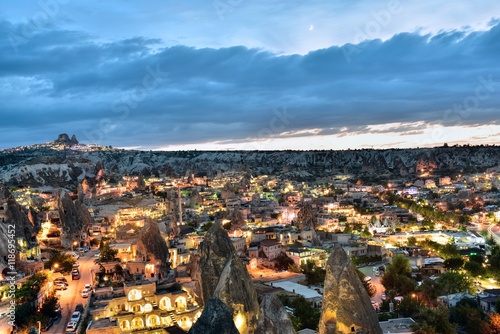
82,290 -> 90,298
66,321 -> 77,332
70,311 -> 81,324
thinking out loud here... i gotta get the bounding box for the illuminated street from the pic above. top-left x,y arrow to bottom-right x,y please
48,250 -> 97,334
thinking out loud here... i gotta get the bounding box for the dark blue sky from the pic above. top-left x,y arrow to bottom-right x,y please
0,1 -> 499,150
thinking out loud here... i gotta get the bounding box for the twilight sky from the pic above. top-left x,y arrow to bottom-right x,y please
0,0 -> 499,150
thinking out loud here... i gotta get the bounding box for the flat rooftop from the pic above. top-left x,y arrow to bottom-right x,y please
88,318 -> 118,330
265,281 -> 321,299
379,317 -> 415,334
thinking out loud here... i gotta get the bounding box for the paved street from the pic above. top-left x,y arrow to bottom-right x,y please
359,263 -> 385,306
488,224 -> 500,243
48,250 -> 96,334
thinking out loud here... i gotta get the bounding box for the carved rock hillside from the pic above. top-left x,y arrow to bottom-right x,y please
0,187 -> 36,259
256,294 -> 296,334
58,190 -> 93,246
188,297 -> 240,334
136,219 -> 169,267
319,245 -> 382,334
194,223 -> 260,334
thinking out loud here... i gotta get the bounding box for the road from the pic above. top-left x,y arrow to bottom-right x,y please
48,250 -> 96,334
488,224 -> 500,244
359,263 -> 385,307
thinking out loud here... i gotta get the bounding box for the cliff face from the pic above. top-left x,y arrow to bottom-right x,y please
194,223 -> 260,334
319,245 -> 382,334
0,187 -> 36,259
136,219 -> 169,267
188,297 -> 240,334
256,294 -> 296,334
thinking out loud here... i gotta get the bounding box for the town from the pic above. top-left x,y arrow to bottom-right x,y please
1,137 -> 500,334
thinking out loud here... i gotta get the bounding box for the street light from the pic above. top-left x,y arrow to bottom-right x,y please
53,263 -> 59,272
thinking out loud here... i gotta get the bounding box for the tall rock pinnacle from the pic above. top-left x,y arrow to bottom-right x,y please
319,245 -> 382,334
188,297 -> 240,334
194,223 -> 260,334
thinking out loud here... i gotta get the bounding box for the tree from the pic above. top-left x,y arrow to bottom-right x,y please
450,298 -> 491,334
100,242 -> 118,262
413,306 -> 456,334
47,251 -> 75,273
444,257 -> 465,271
440,242 -> 460,260
437,272 -> 472,295
381,255 -> 416,295
275,253 -> 295,271
408,236 -> 417,247
417,278 -> 440,307
465,260 -> 486,277
115,264 -> 124,279
40,294 -> 59,318
278,295 -> 321,331
489,313 -> 500,334
300,260 -> 326,285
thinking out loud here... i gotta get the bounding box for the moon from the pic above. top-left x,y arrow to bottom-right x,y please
309,24 -> 314,31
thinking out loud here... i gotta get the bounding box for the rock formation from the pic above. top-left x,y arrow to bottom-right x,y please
256,294 -> 296,334
58,190 -> 93,246
319,245 -> 382,334
136,219 -> 169,267
188,297 -> 240,334
54,133 -> 79,146
0,187 -> 36,259
194,223 -> 260,334
70,134 -> 79,146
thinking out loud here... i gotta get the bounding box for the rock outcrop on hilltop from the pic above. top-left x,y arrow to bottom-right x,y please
256,294 -> 296,334
70,135 -> 79,146
54,133 -> 79,146
136,219 -> 169,267
188,297 -> 240,334
319,245 -> 382,334
0,187 -> 36,259
194,223 -> 260,334
58,191 -> 93,246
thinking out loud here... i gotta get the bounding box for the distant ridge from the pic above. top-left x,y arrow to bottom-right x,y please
0,137 -> 499,188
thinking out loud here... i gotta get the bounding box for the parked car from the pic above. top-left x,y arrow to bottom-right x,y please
55,282 -> 67,290
82,290 -> 90,298
70,311 -> 81,324
66,321 -> 77,332
94,250 -> 101,257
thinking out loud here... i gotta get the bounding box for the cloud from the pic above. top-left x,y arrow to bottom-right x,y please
0,18 -> 499,149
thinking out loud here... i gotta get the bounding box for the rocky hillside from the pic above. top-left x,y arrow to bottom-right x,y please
0,187 -> 37,261
1,135 -> 499,188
